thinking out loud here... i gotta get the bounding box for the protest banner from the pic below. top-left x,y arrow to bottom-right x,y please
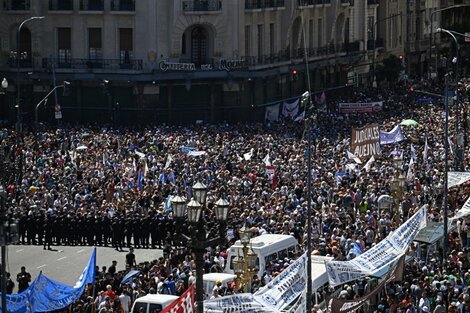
448,171 -> 470,189
380,125 -> 404,145
350,124 -> 381,159
339,101 -> 383,114
161,285 -> 194,313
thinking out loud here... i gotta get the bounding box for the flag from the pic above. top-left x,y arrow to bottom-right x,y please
424,135 -> 429,171
363,156 -> 375,172
137,169 -> 144,191
407,165 -> 414,181
159,171 -> 167,185
143,160 -> 149,177
262,152 -> 271,166
164,195 -> 173,211
448,137 -> 454,156
121,270 -> 140,285
244,148 -> 254,161
168,170 -> 176,185
160,285 -> 194,313
347,150 -> 363,164
135,150 -> 145,159
410,144 -> 416,164
164,154 -> 172,169
294,111 -> 305,122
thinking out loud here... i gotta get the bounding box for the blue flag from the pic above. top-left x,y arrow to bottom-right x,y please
3,248 -> 96,313
137,169 -> 144,191
121,270 -> 140,286
380,125 -> 404,145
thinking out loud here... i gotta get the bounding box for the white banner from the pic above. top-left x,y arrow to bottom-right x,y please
448,171 -> 470,189
204,294 -> 273,313
339,101 -> 383,114
326,207 -> 426,286
347,150 -> 363,164
451,197 -> 470,221
255,253 -> 307,311
282,99 -> 300,119
188,151 -> 206,157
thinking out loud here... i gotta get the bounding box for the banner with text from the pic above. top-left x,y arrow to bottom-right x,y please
448,171 -> 470,189
451,197 -> 470,221
255,253 -> 307,312
161,285 -> 194,313
339,101 -> 383,114
204,294 -> 273,313
328,255 -> 405,313
350,124 -> 381,160
326,207 -> 426,286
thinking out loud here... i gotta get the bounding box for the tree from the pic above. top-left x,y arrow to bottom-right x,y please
376,54 -> 404,83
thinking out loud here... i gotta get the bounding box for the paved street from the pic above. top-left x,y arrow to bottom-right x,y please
6,245 -> 163,293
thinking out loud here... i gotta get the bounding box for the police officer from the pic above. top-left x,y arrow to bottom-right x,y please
43,213 -> 53,250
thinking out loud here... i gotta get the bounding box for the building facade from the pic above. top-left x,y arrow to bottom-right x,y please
0,0 -> 377,124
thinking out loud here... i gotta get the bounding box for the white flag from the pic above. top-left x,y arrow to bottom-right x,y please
410,144 -> 416,164
347,150 -> 363,164
363,155 -> 375,172
423,135 -> 429,170
143,160 -> 149,177
164,154 -> 173,169
448,137 -> 454,156
135,150 -> 146,159
262,152 -> 271,166
451,197 -> 470,221
244,148 -> 254,161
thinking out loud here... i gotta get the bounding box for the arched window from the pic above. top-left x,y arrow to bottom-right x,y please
191,27 -> 208,65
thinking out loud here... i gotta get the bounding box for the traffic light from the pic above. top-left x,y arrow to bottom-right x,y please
291,69 -> 298,82
399,55 -> 404,61
408,86 -> 415,93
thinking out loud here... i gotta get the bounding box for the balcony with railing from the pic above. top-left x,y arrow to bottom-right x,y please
3,0 -> 30,11
42,58 -> 143,71
110,0 -> 135,12
366,38 -> 384,50
245,0 -> 285,10
79,0 -> 104,11
297,0 -> 331,6
183,0 -> 221,12
49,0 -> 73,11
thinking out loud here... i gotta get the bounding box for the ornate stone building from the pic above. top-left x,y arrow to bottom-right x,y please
0,0 -> 377,124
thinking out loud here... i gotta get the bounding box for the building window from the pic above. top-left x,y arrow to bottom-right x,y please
88,28 -> 102,60
119,28 -> 133,64
58,28 -> 71,63
318,19 -> 323,47
309,19 -> 314,49
269,23 -> 275,55
245,25 -> 251,56
367,16 -> 374,40
257,24 -> 264,60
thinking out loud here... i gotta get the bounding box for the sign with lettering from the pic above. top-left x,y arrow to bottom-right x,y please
159,59 -> 248,72
339,101 -> 383,114
350,124 -> 381,160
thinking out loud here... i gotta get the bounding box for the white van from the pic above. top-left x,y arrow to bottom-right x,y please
130,294 -> 179,313
203,273 -> 237,299
224,234 -> 299,278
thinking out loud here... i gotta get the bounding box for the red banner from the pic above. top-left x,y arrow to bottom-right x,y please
160,285 -> 195,313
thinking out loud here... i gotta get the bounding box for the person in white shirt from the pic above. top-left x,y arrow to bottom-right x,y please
119,290 -> 131,313
418,291 -> 430,313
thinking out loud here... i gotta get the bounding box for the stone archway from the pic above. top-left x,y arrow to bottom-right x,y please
180,24 -> 214,65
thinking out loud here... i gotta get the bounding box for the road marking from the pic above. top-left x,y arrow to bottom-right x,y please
76,249 -> 85,254
57,257 -> 67,261
36,264 -> 46,269
16,249 -> 24,252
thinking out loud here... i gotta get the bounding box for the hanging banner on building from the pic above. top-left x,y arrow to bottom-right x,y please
328,255 -> 405,313
380,125 -> 405,145
282,99 -> 300,119
55,104 -> 62,119
448,171 -> 470,189
160,285 -> 194,313
255,253 -> 307,312
350,124 -> 381,159
338,101 -> 383,114
326,207 -> 425,286
265,103 -> 280,122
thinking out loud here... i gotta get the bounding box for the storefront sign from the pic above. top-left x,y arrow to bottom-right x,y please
159,59 -> 248,72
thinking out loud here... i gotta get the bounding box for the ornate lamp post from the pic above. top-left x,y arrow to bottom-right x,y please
172,182 -> 230,313
232,225 -> 258,292
391,155 -> 406,224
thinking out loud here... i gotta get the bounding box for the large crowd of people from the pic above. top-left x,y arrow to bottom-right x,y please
2,78 -> 470,313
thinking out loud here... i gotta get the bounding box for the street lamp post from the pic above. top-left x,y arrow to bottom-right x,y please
391,155 -> 406,224
232,225 -> 258,292
428,5 -> 470,78
16,16 -> 44,137
172,183 -> 230,313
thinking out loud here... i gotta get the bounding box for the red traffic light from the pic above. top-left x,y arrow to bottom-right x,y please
399,55 -> 404,61
408,86 -> 414,92
291,69 -> 298,75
